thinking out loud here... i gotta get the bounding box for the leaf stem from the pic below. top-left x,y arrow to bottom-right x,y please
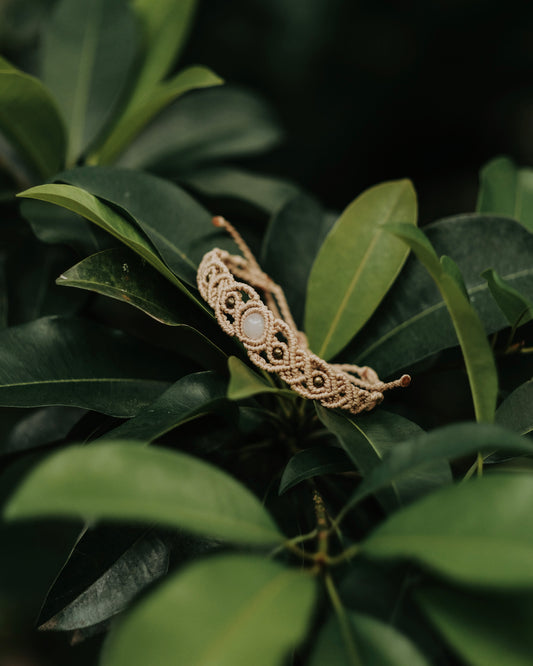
476,451 -> 484,477
324,572 -> 363,666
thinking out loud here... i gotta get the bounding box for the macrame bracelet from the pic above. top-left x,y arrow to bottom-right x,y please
197,216 -> 410,415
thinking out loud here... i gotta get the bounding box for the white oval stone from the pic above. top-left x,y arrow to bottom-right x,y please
242,312 -> 265,340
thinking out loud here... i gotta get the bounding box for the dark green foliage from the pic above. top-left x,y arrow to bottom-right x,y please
2,2 -> 533,665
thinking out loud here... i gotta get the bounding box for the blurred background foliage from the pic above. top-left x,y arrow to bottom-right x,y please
2,0 -> 533,223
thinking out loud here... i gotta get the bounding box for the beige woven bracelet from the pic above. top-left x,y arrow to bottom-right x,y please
197,216 -> 410,415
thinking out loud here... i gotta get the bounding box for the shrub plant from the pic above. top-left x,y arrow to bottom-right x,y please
1,1 -> 533,665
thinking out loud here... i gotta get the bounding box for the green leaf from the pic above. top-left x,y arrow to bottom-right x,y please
0,316 -> 183,417
340,422 -> 533,519
386,223 -> 497,422
477,156 -> 533,232
310,610 -> 430,666
41,0 -> 138,164
104,371 -> 229,442
4,441 -> 283,545
262,194 -> 335,328
94,66 -> 223,165
57,247 -> 192,325
482,268 -> 533,328
182,166 -> 299,215
362,474 -> 533,587
57,249 -> 226,368
305,180 -> 417,360
345,215 -> 533,377
56,166 -> 237,287
0,56 -> 66,177
16,182 -> 202,307
417,586 -> 533,666
100,554 -> 316,666
496,380 -> 533,435
20,198 -> 108,255
440,255 -> 469,299
227,356 -> 293,401
131,0 -> 198,103
117,86 -> 283,172
40,533 -> 168,631
317,407 -> 451,512
279,446 -> 353,494
2,406 -> 86,457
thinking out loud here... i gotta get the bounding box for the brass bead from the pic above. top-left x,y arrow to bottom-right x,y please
225,295 -> 236,309
272,346 -> 284,360
313,375 -> 325,388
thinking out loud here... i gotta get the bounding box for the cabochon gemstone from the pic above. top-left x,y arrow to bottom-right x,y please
242,311 -> 265,340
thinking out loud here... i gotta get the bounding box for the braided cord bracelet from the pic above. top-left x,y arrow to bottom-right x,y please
197,217 -> 410,415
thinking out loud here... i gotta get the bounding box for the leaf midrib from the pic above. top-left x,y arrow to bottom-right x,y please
0,378 -> 169,388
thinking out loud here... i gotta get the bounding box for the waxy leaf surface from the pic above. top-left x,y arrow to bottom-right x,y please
0,317 -> 182,416
305,180 -> 417,360
5,442 -> 283,545
362,474 -> 533,587
100,554 -> 316,666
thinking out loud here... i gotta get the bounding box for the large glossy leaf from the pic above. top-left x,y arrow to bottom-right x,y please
131,0 -> 197,97
362,474 -> 533,587
318,407 -> 451,513
57,247 -> 191,325
0,317 -> 183,417
100,554 -> 316,666
385,223 -> 497,422
117,86 -> 283,172
346,215 -> 533,377
417,586 -> 533,666
477,156 -> 533,232
41,0 -> 138,164
305,180 -> 417,360
496,380 -> 533,435
339,422 -> 533,520
182,166 -> 299,216
279,446 -> 353,494
4,441 -> 283,545
17,182 -> 204,308
105,371 -> 229,441
482,268 -> 533,328
57,166 -> 237,287
94,66 -> 222,165
262,194 -> 335,328
0,56 -> 65,177
310,610 -> 430,666
41,533 -> 168,631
